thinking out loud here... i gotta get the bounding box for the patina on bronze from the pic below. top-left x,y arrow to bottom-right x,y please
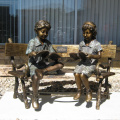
6,38 -> 116,110
26,20 -> 64,109
72,22 -> 102,102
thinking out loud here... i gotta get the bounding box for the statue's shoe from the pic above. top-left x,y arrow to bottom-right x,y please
32,95 -> 39,109
86,90 -> 92,102
73,89 -> 81,100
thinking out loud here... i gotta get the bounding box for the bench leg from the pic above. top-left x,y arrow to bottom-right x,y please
13,77 -> 19,99
21,79 -> 29,109
104,78 -> 110,99
96,79 -> 102,110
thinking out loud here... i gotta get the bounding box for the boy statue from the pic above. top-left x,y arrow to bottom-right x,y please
26,20 -> 64,109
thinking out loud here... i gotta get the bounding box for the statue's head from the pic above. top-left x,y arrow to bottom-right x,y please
82,22 -> 97,40
34,20 -> 51,33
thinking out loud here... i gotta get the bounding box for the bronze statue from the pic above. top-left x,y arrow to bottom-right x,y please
26,20 -> 64,109
72,22 -> 102,102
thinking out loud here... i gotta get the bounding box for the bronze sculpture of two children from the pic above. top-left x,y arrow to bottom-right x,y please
26,20 -> 102,109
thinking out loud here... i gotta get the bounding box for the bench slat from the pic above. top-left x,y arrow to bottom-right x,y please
5,43 -> 27,56
5,43 -> 116,58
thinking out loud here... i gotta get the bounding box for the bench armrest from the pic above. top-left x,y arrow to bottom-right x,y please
11,59 -> 29,78
17,63 -> 29,78
96,62 -> 110,81
96,62 -> 110,70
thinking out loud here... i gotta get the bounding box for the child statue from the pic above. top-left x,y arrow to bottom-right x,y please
73,22 -> 102,102
26,20 -> 64,109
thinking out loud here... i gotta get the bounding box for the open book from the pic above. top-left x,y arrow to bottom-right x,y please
69,53 -> 79,60
69,52 -> 87,60
35,50 -> 61,61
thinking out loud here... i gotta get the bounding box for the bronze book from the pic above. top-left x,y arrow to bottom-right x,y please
69,52 -> 87,60
35,51 -> 61,61
48,52 -> 61,61
69,53 -> 80,60
35,50 -> 49,60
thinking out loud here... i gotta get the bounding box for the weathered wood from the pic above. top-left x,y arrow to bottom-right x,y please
101,45 -> 116,58
5,43 -> 27,56
54,44 -> 116,58
5,43 -> 116,58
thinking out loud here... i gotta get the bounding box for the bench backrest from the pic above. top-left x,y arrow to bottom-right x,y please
5,43 -> 116,58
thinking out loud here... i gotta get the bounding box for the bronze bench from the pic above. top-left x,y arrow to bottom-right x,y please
5,40 -> 116,110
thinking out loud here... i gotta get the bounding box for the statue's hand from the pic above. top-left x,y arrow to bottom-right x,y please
31,51 -> 37,56
58,57 -> 62,61
78,52 -> 87,60
86,54 -> 92,59
28,51 -> 37,57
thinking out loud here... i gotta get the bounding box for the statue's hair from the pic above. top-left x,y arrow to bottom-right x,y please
34,20 -> 51,32
82,22 -> 97,39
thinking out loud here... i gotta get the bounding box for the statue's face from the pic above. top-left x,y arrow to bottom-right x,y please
37,28 -> 48,39
83,29 -> 92,41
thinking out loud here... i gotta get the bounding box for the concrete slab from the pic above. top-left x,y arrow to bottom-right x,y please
0,92 -> 120,120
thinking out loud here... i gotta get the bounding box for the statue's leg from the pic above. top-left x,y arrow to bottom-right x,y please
80,74 -> 92,102
73,73 -> 82,100
35,63 -> 64,76
32,63 -> 63,108
46,63 -> 63,72
32,75 -> 40,109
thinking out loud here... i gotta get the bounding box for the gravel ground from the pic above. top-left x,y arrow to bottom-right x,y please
0,67 -> 120,99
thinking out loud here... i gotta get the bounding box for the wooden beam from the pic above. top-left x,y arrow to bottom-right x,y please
5,43 -> 116,58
